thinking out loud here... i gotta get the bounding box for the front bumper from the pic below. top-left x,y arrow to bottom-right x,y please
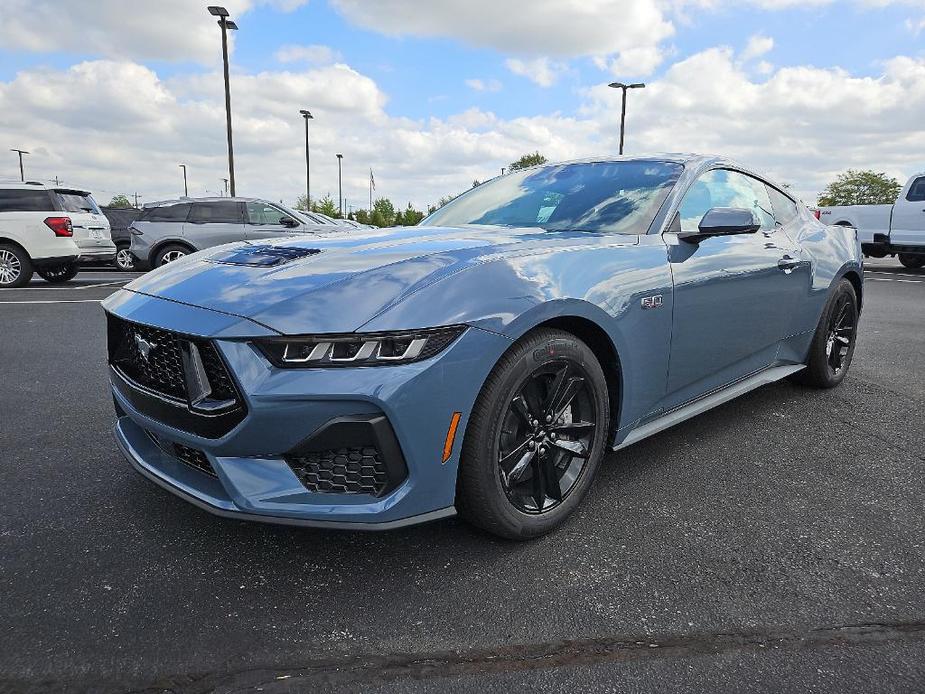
107,296 -> 513,528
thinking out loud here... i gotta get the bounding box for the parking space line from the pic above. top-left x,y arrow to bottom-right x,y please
865,277 -> 925,284
0,299 -> 104,304
71,280 -> 130,290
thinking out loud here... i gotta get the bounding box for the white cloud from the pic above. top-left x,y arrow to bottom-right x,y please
0,0 -> 308,64
330,0 -> 674,59
3,49 -> 924,212
741,34 -> 774,61
506,58 -> 568,87
906,17 -> 925,35
275,44 -> 342,65
465,78 -> 503,93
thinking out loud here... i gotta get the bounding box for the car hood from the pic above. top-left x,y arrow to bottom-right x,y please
120,225 -> 579,334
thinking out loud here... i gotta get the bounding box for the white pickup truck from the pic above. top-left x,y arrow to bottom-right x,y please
819,173 -> 925,268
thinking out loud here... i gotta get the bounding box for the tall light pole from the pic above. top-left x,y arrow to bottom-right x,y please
336,153 -> 343,217
300,109 -> 313,208
10,149 -> 28,181
179,164 -> 188,197
208,6 -> 238,197
608,82 -> 645,155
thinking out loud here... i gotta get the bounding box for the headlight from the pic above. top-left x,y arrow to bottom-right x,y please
255,326 -> 467,368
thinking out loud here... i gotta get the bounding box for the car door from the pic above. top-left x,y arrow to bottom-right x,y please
185,201 -> 245,250
890,176 -> 925,246
244,201 -> 305,241
663,168 -> 801,408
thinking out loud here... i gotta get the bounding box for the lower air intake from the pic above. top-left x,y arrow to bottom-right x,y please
287,447 -> 387,496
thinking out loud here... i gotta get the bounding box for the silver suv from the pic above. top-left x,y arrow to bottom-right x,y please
129,197 -> 350,269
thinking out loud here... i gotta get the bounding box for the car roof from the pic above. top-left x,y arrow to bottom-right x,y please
0,181 -> 92,195
142,196 -> 278,208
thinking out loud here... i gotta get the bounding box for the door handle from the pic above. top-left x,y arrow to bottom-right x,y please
778,255 -> 800,273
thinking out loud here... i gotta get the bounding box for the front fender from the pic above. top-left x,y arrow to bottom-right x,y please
362,236 -> 674,431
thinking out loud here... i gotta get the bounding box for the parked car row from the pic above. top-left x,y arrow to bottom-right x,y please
0,181 -> 367,286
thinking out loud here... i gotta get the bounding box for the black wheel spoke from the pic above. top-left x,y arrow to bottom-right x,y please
511,395 -> 534,427
549,377 -> 584,420
551,438 -> 590,459
541,453 -> 563,501
530,456 -> 547,510
543,364 -> 571,415
503,448 -> 536,487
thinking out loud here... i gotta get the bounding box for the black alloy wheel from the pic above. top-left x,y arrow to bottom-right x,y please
791,278 -> 858,389
457,328 -> 609,539
37,262 -> 79,284
498,360 -> 597,514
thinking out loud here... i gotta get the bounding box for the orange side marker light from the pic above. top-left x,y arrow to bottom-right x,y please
442,412 -> 462,464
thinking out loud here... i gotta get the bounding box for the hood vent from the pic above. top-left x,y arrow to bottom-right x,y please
209,244 -> 322,267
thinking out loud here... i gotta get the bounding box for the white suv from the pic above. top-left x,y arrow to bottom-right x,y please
0,182 -> 116,287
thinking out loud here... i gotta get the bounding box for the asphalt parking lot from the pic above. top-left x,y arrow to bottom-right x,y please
1,259 -> 923,693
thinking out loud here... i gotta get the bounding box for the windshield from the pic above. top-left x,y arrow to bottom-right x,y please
424,160 -> 682,234
54,190 -> 102,214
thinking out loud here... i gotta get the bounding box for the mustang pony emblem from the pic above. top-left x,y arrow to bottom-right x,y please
134,334 -> 158,361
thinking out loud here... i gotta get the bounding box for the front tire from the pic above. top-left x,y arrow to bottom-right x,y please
37,261 -> 79,284
898,254 -> 925,269
456,328 -> 610,540
114,246 -> 135,271
791,279 -> 858,389
0,244 -> 34,288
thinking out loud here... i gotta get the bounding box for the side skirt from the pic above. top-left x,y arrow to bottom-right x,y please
612,364 -> 805,451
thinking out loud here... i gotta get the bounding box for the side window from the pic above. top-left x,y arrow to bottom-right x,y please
906,177 -> 925,202
246,202 -> 290,225
188,201 -> 243,224
767,186 -> 799,226
144,203 -> 191,222
0,189 -> 55,212
677,169 -> 775,233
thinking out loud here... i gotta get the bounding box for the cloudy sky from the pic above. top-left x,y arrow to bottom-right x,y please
0,0 -> 923,210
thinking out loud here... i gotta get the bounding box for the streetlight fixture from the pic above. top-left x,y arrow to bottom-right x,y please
179,164 -> 188,197
336,153 -> 343,217
607,82 -> 645,155
10,149 -> 28,181
208,6 -> 238,197
299,109 -> 313,208
221,178 -> 229,196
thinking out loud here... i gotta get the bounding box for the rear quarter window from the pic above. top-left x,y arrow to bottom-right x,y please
0,189 -> 56,212
188,201 -> 244,224
767,186 -> 799,226
906,177 -> 925,202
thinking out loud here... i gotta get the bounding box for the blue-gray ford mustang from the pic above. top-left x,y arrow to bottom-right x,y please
103,155 -> 862,539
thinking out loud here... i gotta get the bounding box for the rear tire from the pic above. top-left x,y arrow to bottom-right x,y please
153,244 -> 191,268
0,244 -> 33,288
790,279 -> 858,389
37,261 -> 79,284
898,254 -> 925,269
456,328 -> 610,540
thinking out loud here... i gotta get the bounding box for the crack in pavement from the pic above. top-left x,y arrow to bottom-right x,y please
6,620 -> 924,693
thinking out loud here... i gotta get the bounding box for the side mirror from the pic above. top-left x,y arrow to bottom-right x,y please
279,217 -> 299,228
680,207 -> 760,241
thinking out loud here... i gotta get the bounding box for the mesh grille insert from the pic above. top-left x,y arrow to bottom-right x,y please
286,447 -> 388,496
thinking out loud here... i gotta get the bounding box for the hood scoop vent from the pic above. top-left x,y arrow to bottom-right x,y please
209,245 -> 322,267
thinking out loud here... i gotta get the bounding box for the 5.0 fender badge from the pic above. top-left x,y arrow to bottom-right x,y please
641,295 -> 663,310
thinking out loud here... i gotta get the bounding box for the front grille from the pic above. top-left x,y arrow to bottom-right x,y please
107,314 -> 239,405
173,443 -> 217,477
286,447 -> 388,496
110,318 -> 187,399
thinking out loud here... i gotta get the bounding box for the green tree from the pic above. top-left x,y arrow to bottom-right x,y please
294,194 -> 312,212
314,194 -> 339,218
108,194 -> 132,208
354,209 -> 371,225
508,151 -> 547,172
397,202 -> 424,226
370,197 -> 396,227
817,170 -> 902,206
